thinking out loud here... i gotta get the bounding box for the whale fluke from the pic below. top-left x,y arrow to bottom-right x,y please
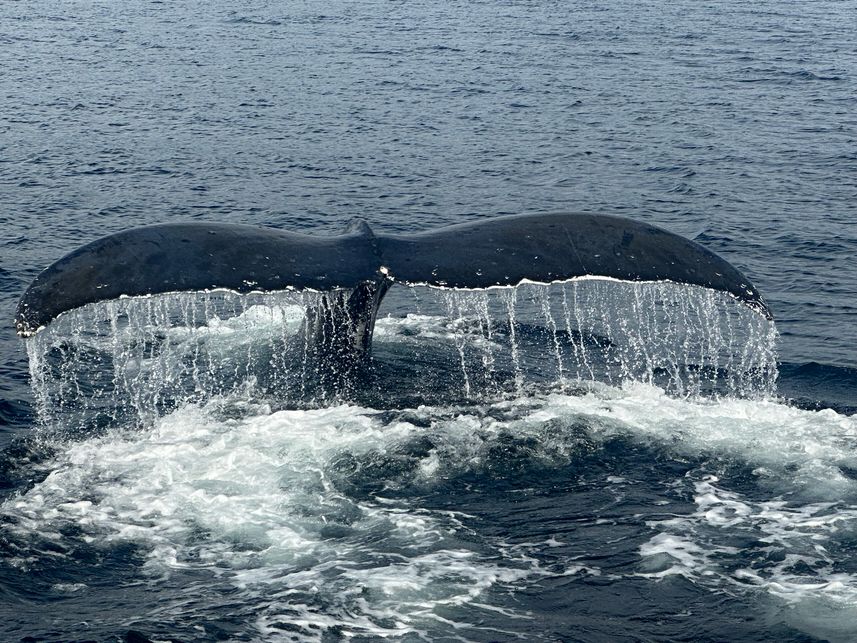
15,214 -> 771,350
379,214 -> 769,317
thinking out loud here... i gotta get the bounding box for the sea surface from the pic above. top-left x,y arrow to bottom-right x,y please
1,1 -> 856,641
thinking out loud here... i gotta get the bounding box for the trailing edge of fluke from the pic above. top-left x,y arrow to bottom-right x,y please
15,213 -> 772,343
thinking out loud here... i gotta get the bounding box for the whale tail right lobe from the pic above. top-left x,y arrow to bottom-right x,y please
379,213 -> 770,320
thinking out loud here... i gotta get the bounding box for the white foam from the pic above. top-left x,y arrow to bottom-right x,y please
167,302 -> 306,341
3,397 -> 546,638
455,383 -> 857,638
533,381 -> 857,500
639,475 -> 857,641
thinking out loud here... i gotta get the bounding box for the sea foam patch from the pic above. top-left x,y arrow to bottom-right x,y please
535,381 -> 857,499
640,475 -> 857,642
1,397 -> 545,639
527,384 -> 857,642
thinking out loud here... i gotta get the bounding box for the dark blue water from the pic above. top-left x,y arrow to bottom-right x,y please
1,1 -> 856,641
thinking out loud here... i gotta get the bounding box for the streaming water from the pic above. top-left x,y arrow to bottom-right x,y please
25,279 -> 777,434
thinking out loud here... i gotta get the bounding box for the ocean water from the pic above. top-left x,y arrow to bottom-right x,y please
1,1 -> 856,641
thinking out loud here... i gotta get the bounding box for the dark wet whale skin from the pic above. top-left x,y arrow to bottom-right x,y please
15,213 -> 771,341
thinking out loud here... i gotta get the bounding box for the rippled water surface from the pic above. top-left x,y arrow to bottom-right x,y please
1,1 -> 856,641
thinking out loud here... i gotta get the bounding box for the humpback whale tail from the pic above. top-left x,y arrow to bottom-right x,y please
15,214 -> 771,368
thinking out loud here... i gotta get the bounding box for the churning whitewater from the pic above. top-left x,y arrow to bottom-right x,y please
5,280 -> 855,640
7,383 -> 857,640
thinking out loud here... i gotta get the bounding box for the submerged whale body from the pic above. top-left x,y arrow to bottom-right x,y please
15,213 -> 771,365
